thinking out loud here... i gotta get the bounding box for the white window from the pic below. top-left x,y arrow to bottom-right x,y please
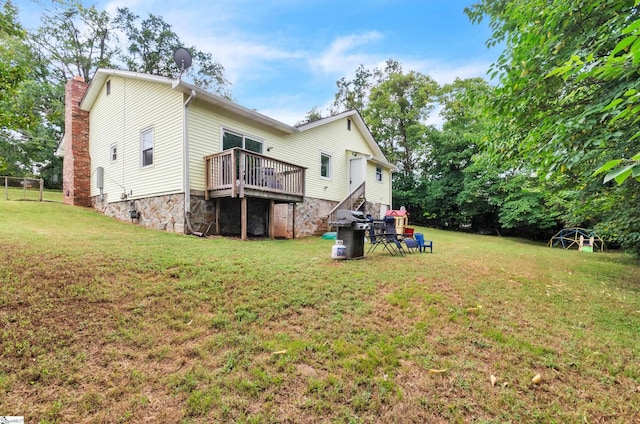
106,80 -> 111,95
320,152 -> 332,179
222,129 -> 263,153
376,166 -> 382,182
141,127 -> 153,167
110,144 -> 117,162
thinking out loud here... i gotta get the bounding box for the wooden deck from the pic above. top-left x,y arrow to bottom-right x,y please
205,148 -> 305,203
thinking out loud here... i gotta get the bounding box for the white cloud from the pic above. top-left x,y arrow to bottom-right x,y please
404,58 -> 492,85
186,35 -> 306,85
258,107 -> 306,126
310,31 -> 385,77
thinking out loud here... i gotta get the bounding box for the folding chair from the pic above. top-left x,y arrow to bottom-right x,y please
383,216 -> 405,256
404,237 -> 420,253
414,233 -> 433,253
367,224 -> 398,256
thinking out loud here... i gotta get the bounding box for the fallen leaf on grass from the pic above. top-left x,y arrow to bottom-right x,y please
490,374 -> 497,387
532,373 -> 542,384
428,368 -> 448,374
272,350 -> 287,355
466,305 -> 483,314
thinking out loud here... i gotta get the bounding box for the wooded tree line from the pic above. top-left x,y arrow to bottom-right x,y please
2,0 -> 639,255
318,0 -> 640,256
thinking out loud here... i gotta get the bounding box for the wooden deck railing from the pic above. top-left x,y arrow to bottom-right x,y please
327,181 -> 366,224
205,148 -> 305,199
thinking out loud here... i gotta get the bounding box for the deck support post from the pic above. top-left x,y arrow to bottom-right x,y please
269,200 -> 275,239
241,197 -> 247,240
215,198 -> 220,235
292,203 -> 296,239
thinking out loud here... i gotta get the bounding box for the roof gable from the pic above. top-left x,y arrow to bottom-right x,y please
297,110 -> 393,168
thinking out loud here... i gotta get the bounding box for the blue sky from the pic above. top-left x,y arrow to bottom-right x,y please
18,0 -> 500,126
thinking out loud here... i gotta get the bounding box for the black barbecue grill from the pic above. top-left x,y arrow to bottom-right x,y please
329,209 -> 370,259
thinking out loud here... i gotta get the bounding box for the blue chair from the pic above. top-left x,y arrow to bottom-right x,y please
404,237 -> 420,253
414,233 -> 433,253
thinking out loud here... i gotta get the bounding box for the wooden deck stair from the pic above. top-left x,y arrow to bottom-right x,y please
327,182 -> 367,227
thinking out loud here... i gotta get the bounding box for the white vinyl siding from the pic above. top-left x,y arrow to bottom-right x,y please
366,161 -> 390,206
287,118 -> 388,203
185,102 -> 392,206
187,100 -> 283,191
88,76 -> 184,201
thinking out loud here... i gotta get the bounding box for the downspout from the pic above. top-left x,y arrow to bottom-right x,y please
183,89 -> 201,235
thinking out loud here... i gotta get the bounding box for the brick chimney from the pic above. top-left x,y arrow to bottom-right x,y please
63,76 -> 91,207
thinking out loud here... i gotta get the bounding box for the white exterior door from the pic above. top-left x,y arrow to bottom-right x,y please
349,157 -> 365,193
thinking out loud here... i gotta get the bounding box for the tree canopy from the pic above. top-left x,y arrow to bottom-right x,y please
466,0 -> 640,254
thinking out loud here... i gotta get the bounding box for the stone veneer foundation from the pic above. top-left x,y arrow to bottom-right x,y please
91,191 -> 385,239
92,193 -> 186,233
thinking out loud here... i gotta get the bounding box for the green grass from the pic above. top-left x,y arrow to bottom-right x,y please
0,186 -> 63,202
0,201 -> 639,423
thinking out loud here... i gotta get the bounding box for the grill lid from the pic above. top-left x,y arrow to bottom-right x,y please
335,209 -> 367,222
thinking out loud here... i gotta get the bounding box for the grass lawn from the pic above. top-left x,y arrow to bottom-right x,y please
0,186 -> 63,203
0,201 -> 639,423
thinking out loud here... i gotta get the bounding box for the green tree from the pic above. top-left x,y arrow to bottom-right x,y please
0,0 -> 63,181
296,106 -> 324,126
331,60 -> 440,216
0,0 -> 36,128
115,8 -> 229,95
331,64 -> 373,113
419,78 -> 496,229
466,0 -> 640,254
365,70 -> 439,181
31,0 -> 116,83
465,0 -> 638,181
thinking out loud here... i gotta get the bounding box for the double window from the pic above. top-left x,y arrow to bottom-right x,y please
222,129 -> 263,153
141,127 -> 153,167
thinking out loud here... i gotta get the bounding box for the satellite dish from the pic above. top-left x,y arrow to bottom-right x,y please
173,47 -> 192,77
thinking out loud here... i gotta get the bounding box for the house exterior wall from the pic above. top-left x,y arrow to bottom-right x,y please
88,76 -> 185,202
290,118 -> 390,206
365,161 -> 391,216
188,102 -> 392,209
188,100 -> 285,192
72,70 -> 393,237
